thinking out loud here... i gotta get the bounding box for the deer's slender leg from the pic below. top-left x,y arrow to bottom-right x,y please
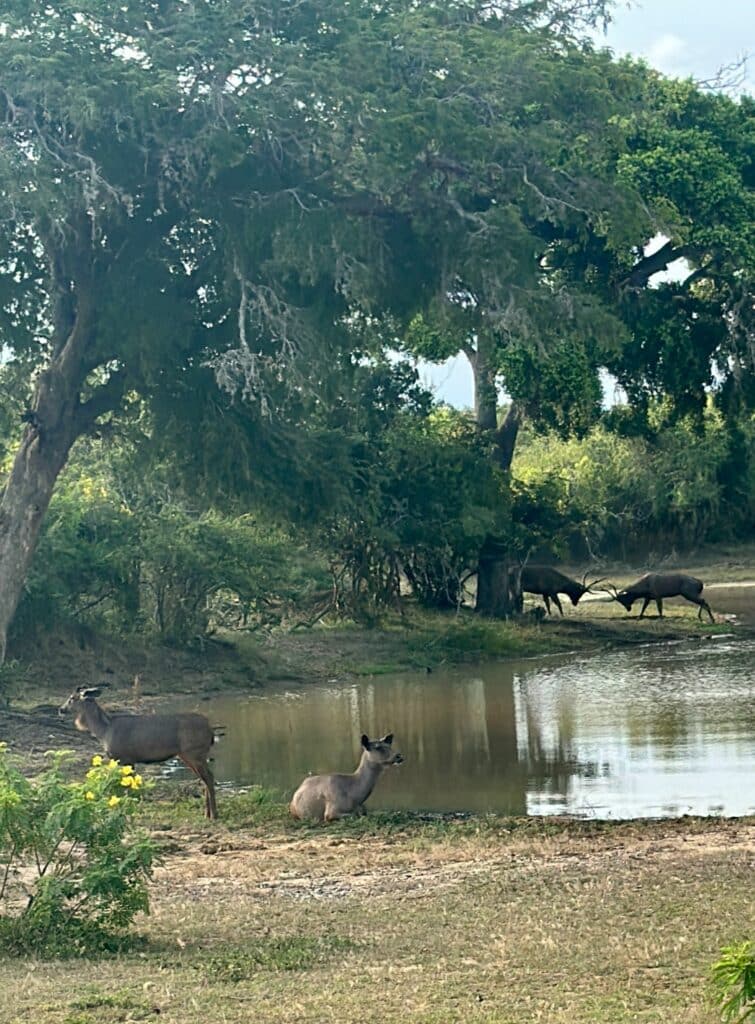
639,597 -> 650,618
196,760 -> 217,820
692,596 -> 715,623
656,598 -> 663,617
552,594 -> 564,616
543,595 -> 552,615
180,755 -> 218,820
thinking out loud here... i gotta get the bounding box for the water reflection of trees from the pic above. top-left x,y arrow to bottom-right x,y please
206,673 -> 532,814
205,668 -> 609,814
195,644 -> 754,816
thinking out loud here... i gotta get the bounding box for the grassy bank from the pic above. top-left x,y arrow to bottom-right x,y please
4,542 -> 753,710
0,600 -> 731,712
2,790 -> 753,1024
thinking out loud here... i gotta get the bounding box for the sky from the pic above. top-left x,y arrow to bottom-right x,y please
419,0 -> 755,409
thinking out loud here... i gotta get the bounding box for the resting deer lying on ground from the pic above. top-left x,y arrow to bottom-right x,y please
605,573 -> 715,623
59,685 -> 218,819
290,733 -> 404,822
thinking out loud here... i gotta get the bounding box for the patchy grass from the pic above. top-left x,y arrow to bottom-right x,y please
62,990 -> 158,1024
198,936 -> 358,981
2,807 -> 753,1024
142,782 -> 289,832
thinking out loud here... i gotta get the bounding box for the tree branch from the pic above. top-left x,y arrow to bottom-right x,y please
75,369 -> 128,433
622,242 -> 698,289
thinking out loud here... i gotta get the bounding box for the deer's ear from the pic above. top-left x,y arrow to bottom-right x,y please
361,734 -> 370,749
82,687 -> 101,699
381,733 -> 393,745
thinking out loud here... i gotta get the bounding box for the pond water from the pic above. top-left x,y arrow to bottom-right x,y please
179,585 -> 755,820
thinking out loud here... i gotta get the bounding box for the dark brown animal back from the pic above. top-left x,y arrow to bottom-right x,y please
519,566 -> 581,597
645,573 -> 704,598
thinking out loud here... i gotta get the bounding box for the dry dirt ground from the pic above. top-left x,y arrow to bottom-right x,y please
1,814 -> 753,1024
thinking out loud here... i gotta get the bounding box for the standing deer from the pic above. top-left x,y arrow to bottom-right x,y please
606,573 -> 715,622
290,733 -> 404,822
511,566 -> 606,616
59,685 -> 218,819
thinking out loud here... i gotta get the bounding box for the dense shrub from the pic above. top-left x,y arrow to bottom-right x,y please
0,748 -> 155,956
11,445 -> 329,645
325,410 -> 503,615
513,408 -> 755,559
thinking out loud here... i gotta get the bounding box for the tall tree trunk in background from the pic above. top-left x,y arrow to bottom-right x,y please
0,239 -> 119,663
0,369 -> 82,662
467,335 -> 522,618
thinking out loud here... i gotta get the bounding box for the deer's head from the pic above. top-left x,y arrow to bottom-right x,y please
571,572 -> 607,605
58,684 -> 105,725
361,733 -> 404,768
602,584 -> 634,611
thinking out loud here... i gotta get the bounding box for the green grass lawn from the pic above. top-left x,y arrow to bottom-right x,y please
2,791 -> 753,1024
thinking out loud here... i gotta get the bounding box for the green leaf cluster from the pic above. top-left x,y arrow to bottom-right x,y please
514,406 -> 755,557
711,941 -> 755,1024
0,747 -> 155,957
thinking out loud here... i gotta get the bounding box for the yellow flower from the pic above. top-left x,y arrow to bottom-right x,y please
120,776 -> 134,788
120,765 -> 134,776
132,774 -> 143,789
85,791 -> 95,801
108,759 -> 119,769
108,795 -> 121,807
86,769 -> 98,780
91,755 -> 103,767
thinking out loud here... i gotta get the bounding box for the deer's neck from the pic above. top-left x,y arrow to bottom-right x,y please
350,751 -> 384,804
77,701 -> 111,745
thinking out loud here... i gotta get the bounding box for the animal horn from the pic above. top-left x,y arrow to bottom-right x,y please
585,576 -> 607,593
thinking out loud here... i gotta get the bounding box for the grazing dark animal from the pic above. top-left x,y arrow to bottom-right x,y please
512,566 -> 605,616
59,685 -> 218,819
607,573 -> 715,622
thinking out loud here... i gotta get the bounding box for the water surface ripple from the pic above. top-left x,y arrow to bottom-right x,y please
187,633 -> 755,820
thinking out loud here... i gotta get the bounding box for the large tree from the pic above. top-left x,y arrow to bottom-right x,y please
0,0 -> 383,658
0,0 -> 639,652
608,78 -> 755,420
331,25 -> 654,612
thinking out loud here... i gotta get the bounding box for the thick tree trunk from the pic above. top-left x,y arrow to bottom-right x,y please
0,351 -> 91,662
476,538 -> 513,618
0,235 -> 115,663
493,402 -> 521,474
472,334 -> 499,433
465,335 -> 523,618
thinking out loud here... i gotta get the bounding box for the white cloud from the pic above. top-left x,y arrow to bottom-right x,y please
646,32 -> 688,72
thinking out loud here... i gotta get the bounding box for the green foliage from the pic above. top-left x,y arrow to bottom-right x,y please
326,409 -> 502,615
0,748 -> 155,957
711,941 -> 755,1024
607,77 -> 755,420
500,338 -> 603,438
10,438 -> 329,645
513,408 -> 755,558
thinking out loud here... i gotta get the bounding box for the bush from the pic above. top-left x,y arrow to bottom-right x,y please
0,748 -> 155,956
711,941 -> 755,1024
325,410 -> 502,615
11,442 -> 329,645
513,408 -> 755,559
